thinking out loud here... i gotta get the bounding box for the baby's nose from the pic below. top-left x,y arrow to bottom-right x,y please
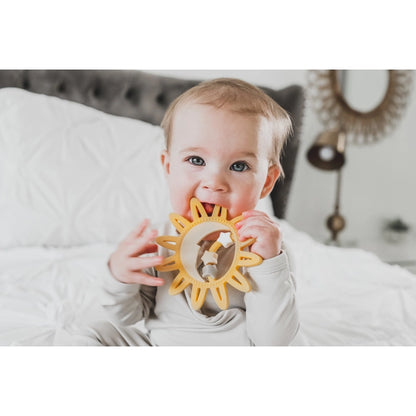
202,173 -> 228,192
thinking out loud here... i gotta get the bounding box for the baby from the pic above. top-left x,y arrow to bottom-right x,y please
95,78 -> 300,346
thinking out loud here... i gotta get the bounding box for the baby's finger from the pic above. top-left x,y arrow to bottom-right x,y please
126,229 -> 158,256
238,224 -> 268,240
242,210 -> 269,219
127,271 -> 165,286
236,217 -> 273,233
127,255 -> 164,271
141,243 -> 159,254
238,217 -> 279,240
234,210 -> 267,227
125,219 -> 151,242
237,224 -> 260,241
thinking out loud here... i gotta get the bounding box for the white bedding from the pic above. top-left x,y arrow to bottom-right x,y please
1,87 -> 415,346
1,221 -> 415,346
282,222 -> 416,345
0,244 -> 114,345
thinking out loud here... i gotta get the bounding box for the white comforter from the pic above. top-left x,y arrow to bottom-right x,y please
1,221 -> 415,346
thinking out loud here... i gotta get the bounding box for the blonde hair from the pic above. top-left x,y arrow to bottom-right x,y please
161,78 -> 293,175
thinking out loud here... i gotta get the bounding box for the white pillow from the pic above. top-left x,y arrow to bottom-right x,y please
0,88 -> 170,248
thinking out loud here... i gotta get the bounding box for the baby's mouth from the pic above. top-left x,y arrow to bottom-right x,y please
202,202 -> 215,215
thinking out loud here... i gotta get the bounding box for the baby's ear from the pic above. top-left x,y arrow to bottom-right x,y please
260,164 -> 280,199
160,150 -> 170,175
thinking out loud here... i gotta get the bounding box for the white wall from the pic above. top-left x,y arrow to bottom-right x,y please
146,70 -> 415,245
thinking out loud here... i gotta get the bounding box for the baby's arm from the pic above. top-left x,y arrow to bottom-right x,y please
237,211 -> 299,345
244,252 -> 299,345
101,219 -> 165,325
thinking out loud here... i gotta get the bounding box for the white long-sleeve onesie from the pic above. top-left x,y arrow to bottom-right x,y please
100,222 -> 300,346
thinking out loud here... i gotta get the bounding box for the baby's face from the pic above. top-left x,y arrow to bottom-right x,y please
161,103 -> 279,221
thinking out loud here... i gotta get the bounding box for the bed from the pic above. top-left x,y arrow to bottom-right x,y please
1,70 -> 415,346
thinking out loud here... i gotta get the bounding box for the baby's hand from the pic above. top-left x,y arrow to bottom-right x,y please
108,219 -> 165,286
235,210 -> 282,260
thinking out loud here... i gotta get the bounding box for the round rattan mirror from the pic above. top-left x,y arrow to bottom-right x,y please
308,70 -> 413,143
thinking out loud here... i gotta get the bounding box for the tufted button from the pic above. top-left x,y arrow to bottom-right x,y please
156,92 -> 166,106
57,82 -> 67,94
93,87 -> 101,98
22,78 -> 30,89
125,87 -> 139,104
91,83 -> 103,99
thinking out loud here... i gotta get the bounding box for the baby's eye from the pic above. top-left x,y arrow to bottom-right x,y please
230,161 -> 249,172
187,156 -> 205,166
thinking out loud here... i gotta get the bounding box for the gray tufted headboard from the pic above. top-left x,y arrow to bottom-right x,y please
0,70 -> 304,218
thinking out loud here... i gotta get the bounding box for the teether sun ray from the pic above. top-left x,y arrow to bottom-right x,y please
155,198 -> 262,310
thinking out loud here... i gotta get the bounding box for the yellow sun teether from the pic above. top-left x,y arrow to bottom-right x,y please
155,198 -> 262,310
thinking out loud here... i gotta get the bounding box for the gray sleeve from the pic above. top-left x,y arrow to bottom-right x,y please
100,262 -> 156,326
244,250 -> 299,345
